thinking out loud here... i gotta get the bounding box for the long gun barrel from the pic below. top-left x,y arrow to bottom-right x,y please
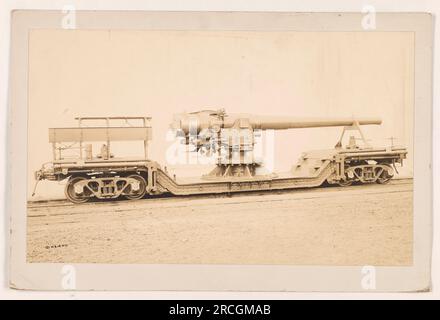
246,117 -> 381,130
171,109 -> 382,134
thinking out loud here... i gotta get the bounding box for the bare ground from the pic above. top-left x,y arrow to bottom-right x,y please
27,179 -> 413,265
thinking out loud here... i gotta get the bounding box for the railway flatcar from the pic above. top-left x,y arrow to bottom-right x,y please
33,110 -> 407,203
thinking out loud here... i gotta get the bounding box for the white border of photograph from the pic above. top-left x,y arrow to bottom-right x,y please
7,10 -> 432,292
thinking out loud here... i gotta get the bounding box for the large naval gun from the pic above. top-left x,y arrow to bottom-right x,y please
171,109 -> 387,179
34,110 -> 407,203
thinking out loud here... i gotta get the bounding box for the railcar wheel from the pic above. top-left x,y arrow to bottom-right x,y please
376,167 -> 393,184
337,179 -> 353,187
65,176 -> 90,204
124,174 -> 147,200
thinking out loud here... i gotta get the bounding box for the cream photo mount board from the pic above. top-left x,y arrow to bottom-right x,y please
8,11 -> 432,291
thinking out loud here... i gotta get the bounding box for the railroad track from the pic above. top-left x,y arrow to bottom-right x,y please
27,178 -> 413,216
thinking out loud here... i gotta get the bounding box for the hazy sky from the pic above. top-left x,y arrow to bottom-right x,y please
28,30 -> 414,200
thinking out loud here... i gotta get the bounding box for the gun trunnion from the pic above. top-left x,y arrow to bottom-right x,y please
34,110 -> 407,203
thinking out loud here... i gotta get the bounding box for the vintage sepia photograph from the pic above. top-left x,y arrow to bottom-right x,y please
27,29 -> 414,266
7,10 -> 433,292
